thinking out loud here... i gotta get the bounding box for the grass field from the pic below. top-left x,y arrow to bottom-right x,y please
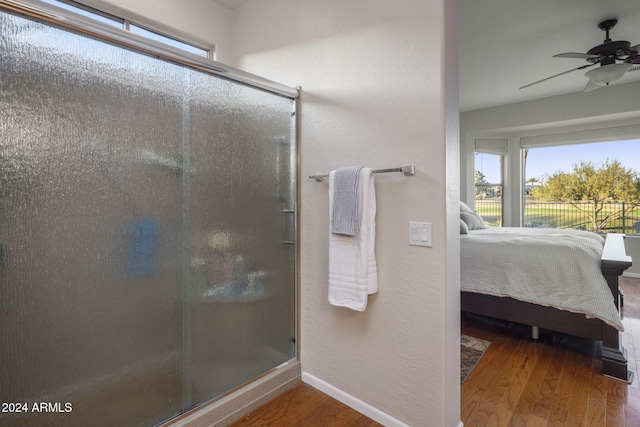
475,200 -> 640,234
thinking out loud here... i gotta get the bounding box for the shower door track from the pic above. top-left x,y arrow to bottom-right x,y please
0,0 -> 300,100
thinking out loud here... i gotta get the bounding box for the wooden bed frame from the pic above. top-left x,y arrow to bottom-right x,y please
461,233 -> 633,382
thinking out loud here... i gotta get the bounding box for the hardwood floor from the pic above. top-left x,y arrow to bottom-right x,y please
228,277 -> 640,426
461,275 -> 640,426
228,383 -> 383,427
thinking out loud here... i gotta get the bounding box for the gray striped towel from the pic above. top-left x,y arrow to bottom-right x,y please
330,166 -> 363,236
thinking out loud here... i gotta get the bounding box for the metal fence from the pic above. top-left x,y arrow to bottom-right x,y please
474,199 -> 640,235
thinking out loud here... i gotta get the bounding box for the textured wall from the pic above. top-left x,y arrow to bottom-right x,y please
233,1 -> 459,425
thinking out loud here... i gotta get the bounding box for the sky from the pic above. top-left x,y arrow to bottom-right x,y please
476,139 -> 640,184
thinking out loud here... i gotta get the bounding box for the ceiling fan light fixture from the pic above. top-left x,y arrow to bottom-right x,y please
584,62 -> 632,85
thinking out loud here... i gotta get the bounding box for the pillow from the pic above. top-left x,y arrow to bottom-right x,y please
460,211 -> 486,230
459,218 -> 469,234
460,201 -> 474,213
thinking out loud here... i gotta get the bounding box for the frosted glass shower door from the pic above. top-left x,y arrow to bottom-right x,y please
187,74 -> 296,403
0,8 -> 296,427
0,12 -> 185,427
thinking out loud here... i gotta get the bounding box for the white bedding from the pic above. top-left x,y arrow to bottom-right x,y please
461,227 -> 623,331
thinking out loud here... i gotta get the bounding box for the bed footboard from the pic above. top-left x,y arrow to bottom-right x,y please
600,233 -> 633,382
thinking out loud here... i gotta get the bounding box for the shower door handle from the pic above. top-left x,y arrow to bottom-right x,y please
282,209 -> 295,245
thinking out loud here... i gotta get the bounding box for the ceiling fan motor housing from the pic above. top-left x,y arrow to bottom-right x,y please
587,40 -> 633,63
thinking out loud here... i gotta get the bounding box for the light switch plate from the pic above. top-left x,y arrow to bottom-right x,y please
409,222 -> 432,247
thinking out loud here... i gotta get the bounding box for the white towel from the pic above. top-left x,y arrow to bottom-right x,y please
328,167 -> 378,311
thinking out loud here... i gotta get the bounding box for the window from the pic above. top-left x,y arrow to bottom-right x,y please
474,139 -> 506,226
128,24 -> 210,58
41,0 -> 211,58
523,139 -> 640,234
45,0 -> 121,26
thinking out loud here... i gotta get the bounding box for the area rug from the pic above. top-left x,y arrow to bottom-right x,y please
460,334 -> 491,383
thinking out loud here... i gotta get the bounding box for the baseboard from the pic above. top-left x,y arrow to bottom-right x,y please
623,271 -> 640,279
168,359 -> 300,427
301,372 -> 410,427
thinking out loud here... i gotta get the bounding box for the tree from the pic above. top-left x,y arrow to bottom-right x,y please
475,170 -> 490,198
526,177 -> 541,186
525,177 -> 541,197
532,159 -> 640,232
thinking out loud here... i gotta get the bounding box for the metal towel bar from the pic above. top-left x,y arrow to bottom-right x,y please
309,165 -> 415,181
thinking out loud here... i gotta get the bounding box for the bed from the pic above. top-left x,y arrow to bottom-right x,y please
460,223 -> 633,382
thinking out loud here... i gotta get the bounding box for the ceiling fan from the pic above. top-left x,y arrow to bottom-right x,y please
520,19 -> 640,92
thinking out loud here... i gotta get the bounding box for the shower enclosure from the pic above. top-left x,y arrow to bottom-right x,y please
0,4 -> 297,427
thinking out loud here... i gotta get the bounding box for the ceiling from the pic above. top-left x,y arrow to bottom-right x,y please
459,0 -> 640,112
211,0 -> 248,10
210,0 -> 640,112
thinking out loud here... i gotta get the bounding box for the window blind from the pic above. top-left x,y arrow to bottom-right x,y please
520,124 -> 640,149
475,138 -> 508,156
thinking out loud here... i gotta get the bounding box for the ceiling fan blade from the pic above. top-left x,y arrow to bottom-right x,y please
627,44 -> 640,64
553,52 -> 601,59
583,79 -> 600,93
519,63 -> 597,90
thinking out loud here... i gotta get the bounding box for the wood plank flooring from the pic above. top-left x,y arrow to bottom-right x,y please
462,275 -> 640,426
229,276 -> 640,426
229,383 -> 383,427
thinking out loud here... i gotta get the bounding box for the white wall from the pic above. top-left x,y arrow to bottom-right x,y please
76,0 -> 235,64
625,236 -> 640,277
233,1 -> 459,426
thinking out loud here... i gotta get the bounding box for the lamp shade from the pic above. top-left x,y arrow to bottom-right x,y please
585,63 -> 632,85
